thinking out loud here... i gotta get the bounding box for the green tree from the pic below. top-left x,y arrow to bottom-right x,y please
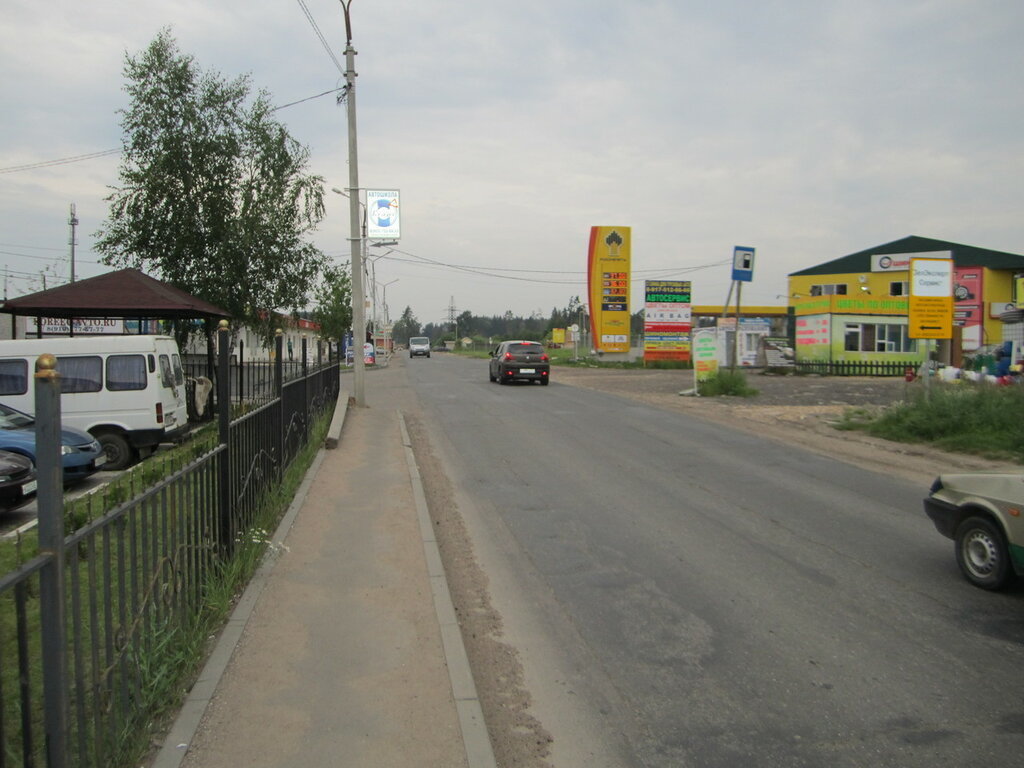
391,305 -> 421,345
95,29 -> 327,342
310,264 -> 352,344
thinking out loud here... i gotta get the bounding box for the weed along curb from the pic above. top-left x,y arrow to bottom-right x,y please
151,396 -> 349,768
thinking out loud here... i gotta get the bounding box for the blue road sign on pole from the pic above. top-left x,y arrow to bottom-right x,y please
732,246 -> 755,282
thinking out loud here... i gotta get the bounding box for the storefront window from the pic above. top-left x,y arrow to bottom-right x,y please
844,323 -> 912,353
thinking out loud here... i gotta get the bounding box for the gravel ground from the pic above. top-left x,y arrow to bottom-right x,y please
551,366 -> 1017,486
558,367 -> 912,407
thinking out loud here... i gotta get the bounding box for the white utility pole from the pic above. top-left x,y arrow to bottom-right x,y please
340,1 -> 365,406
68,203 -> 78,283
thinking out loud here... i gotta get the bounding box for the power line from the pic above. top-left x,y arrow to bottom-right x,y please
371,246 -> 732,284
273,87 -> 345,111
0,242 -> 67,252
296,0 -> 345,76
0,85 -> 342,175
0,149 -> 120,175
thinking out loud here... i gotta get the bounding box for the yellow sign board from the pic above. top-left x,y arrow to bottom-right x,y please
588,226 -> 631,353
908,258 -> 953,339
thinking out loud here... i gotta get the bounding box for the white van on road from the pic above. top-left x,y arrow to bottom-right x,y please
409,336 -> 431,358
0,335 -> 190,470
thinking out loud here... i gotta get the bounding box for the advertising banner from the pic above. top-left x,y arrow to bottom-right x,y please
693,330 -> 719,392
794,314 -> 832,361
643,280 -> 691,361
909,257 -> 954,339
38,318 -> 144,335
952,267 -> 982,349
871,250 -> 951,272
588,226 -> 631,353
366,189 -> 401,239
763,337 -> 794,368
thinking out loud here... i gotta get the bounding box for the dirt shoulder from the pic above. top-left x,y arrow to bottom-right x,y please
552,367 -> 1018,486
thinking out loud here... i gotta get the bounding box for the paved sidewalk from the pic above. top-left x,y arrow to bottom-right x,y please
151,366 -> 494,768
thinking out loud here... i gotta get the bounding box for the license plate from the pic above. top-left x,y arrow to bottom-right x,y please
520,368 -> 535,374
94,454 -> 107,468
23,480 -> 37,495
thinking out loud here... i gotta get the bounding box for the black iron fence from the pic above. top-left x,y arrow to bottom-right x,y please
791,360 -> 917,377
0,326 -> 340,767
183,335 -> 335,414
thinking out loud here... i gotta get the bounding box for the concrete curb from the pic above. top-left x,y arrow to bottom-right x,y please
398,411 -> 498,768
151,396 -> 348,768
323,391 -> 349,449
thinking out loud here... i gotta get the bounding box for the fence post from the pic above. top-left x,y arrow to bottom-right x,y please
35,353 -> 69,768
217,320 -> 233,557
238,338 -> 245,404
302,335 -> 310,442
275,329 -> 284,481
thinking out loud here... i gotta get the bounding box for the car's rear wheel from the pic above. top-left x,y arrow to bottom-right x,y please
97,432 -> 136,472
955,516 -> 1013,590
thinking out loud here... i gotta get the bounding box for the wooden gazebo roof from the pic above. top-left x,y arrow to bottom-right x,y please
0,268 -> 230,321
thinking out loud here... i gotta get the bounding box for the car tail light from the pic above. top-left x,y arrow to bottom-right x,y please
156,403 -> 164,424
541,353 -> 549,362
504,352 -> 513,361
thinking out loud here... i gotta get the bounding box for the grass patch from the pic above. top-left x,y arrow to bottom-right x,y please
698,370 -> 759,397
837,382 -> 1024,461
127,408 -> 332,765
0,408 -> 333,768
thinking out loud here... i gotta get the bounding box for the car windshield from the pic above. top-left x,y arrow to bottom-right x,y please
0,404 -> 34,430
411,337 -> 429,345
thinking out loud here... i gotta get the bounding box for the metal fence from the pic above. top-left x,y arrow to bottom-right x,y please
183,336 -> 335,413
0,326 -> 340,767
791,360 -> 918,377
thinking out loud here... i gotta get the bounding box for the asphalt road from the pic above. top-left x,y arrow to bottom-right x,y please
406,354 -> 1024,768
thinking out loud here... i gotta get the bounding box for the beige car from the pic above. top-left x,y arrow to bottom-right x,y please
924,471 -> 1024,589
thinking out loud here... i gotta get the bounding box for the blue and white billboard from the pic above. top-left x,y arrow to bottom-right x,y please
366,189 -> 401,239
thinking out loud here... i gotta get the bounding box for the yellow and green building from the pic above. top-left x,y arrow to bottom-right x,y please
787,235 -> 1024,368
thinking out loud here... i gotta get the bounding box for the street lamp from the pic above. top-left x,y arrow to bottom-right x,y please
380,278 -> 398,352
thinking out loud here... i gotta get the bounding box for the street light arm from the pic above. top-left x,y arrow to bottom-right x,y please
339,0 -> 354,44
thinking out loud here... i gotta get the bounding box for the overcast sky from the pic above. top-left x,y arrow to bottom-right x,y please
2,0 -> 1023,328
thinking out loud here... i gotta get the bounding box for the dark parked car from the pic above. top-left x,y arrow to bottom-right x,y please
924,471 -> 1024,590
489,341 -> 550,385
0,402 -> 106,484
0,449 -> 37,506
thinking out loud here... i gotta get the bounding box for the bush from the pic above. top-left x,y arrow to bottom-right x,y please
840,381 -> 1024,461
698,370 -> 759,397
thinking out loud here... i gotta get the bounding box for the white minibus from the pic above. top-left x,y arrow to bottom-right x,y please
0,335 -> 190,470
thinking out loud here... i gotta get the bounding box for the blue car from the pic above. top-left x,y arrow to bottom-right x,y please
0,402 -> 106,484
